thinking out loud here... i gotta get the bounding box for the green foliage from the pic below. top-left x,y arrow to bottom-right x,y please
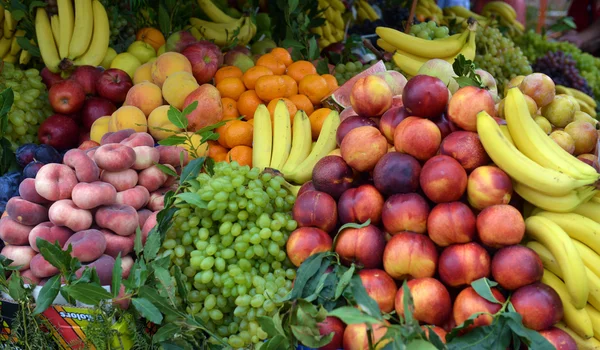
0,88 -> 18,176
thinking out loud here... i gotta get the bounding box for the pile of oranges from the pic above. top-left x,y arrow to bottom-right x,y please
207,47 -> 339,168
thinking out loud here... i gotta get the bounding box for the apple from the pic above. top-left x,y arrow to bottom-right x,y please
41,67 -> 64,89
38,114 -> 80,150
48,80 -> 86,114
182,41 -> 223,84
110,52 -> 142,79
165,31 -> 197,52
417,59 -> 459,94
81,97 -> 117,131
70,65 -> 104,95
224,46 -> 252,65
475,68 -> 499,103
127,41 -> 157,64
96,68 -> 134,104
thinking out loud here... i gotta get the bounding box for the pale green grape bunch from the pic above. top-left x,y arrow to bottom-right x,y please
0,63 -> 53,148
333,59 -> 403,85
409,21 -> 450,40
159,162 -> 298,348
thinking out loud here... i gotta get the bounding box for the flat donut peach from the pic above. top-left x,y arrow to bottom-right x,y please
100,169 -> 138,191
29,222 -> 73,252
35,163 -> 78,201
101,228 -> 135,258
131,146 -> 160,170
94,144 -> 136,171
30,253 -> 59,278
18,178 -> 50,204
48,199 -> 93,232
63,229 -> 107,262
63,148 -> 100,182
76,254 -> 115,285
116,186 -> 149,210
1,245 -> 36,270
120,132 -> 155,148
95,204 -> 139,236
71,181 -> 117,209
6,196 -> 49,226
138,165 -> 168,192
101,129 -> 136,145
156,145 -> 189,166
0,216 -> 34,245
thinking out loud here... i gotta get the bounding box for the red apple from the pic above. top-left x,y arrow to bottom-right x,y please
182,41 -> 223,84
318,316 -> 345,350
96,68 -> 134,104
38,114 -> 80,150
41,67 -> 64,89
165,30 -> 197,52
81,97 -> 117,131
48,80 -> 86,114
70,65 -> 104,95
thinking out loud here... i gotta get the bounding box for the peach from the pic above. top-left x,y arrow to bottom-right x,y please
343,322 -> 390,350
100,169 -> 138,191
151,52 -> 192,88
395,277 -> 452,326
124,81 -> 163,116
21,269 -> 42,285
421,326 -> 447,344
427,202 -> 476,247
439,131 -> 490,172
113,284 -> 131,310
317,317 -> 345,350
477,204 -> 525,248
538,327 -> 577,350
6,197 -> 48,226
137,208 -> 153,228
147,105 -> 184,140
35,163 -> 78,201
95,204 -> 139,236
453,287 -> 505,328
379,106 -> 409,143
138,165 -> 168,192
534,116 -> 553,134
163,165 -> 178,187
382,232 -> 438,280
141,211 -> 158,244
71,181 -> 117,209
511,282 -> 563,330
76,254 -> 116,285
578,153 -> 596,166
29,222 -> 73,252
312,156 -> 354,199
147,189 -> 167,211
162,71 -> 199,109
420,155 -> 467,203
341,126 -> 388,172
518,73 -> 555,108
90,115 -> 111,143
18,178 -> 49,204
30,253 -> 59,277
372,152 -> 421,196
297,181 -> 316,197
335,225 -> 386,268
292,190 -> 338,233
131,146 -> 160,170
116,186 -> 150,210
337,116 -> 379,146
133,62 -> 152,84
394,116 -> 441,161
1,245 -> 36,270
524,94 -> 538,116
381,193 -> 429,234
101,228 -> 135,258
100,129 -> 136,145
121,254 -> 134,278
350,75 -> 393,118
491,245 -> 543,290
438,242 -> 491,287
358,269 -> 397,313
448,86 -> 497,131
467,166 -> 513,210
337,184 -> 384,225
0,216 -> 33,245
550,130 -> 576,154
119,132 -> 155,148
48,199 -> 93,232
94,144 -> 136,171
183,84 -> 223,132
63,148 -> 100,183
565,120 -> 598,155
286,227 -> 333,267
108,106 -> 148,133
63,229 -> 107,262
156,145 -> 189,166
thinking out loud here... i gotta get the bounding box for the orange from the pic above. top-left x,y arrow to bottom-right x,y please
270,47 -> 293,67
226,145 -> 253,167
286,60 -> 317,83
267,98 -> 298,124
299,74 -> 330,105
254,75 -> 287,102
322,74 -> 339,93
221,97 -> 239,120
214,66 -> 243,85
242,66 -> 273,90
215,116 -> 237,146
216,77 -> 246,101
281,75 -> 298,97
136,27 -> 165,51
237,90 -> 264,120
219,119 -> 253,148
256,54 -> 286,75
289,94 -> 314,116
207,140 -> 228,162
309,108 -> 332,140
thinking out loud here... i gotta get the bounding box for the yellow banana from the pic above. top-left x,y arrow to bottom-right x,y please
514,182 -> 597,213
318,38 -> 331,48
577,99 -> 598,117
189,27 -> 203,41
2,54 -> 16,63
574,111 -> 599,126
443,6 -> 487,22
322,20 -> 336,43
330,10 -> 345,30
193,16 -> 251,47
3,9 -> 16,39
0,37 -> 12,58
556,85 -> 573,96
573,201 -> 600,224
535,211 -> 600,257
358,0 -> 379,21
498,124 -> 515,145
269,100 -> 292,170
10,30 -> 25,56
73,0 -> 109,67
19,49 -> 31,65
567,86 -> 597,108
555,322 -> 600,349
377,26 -> 470,59
573,240 -> 600,282
197,0 -> 237,24
251,104 -> 272,171
312,26 -> 324,36
587,305 -> 600,340
35,8 -> 61,72
50,15 -> 61,50
69,0 -> 93,59
281,111 -> 312,175
329,0 -> 346,12
57,0 -> 74,59
190,16 -> 245,31
377,39 -> 395,53
356,7 -> 369,22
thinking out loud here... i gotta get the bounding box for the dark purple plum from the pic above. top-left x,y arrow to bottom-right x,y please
34,144 -> 61,164
373,152 -> 422,196
15,144 -> 38,168
22,161 -> 44,180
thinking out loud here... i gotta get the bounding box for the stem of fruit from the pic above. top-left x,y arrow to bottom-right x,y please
405,0 -> 418,34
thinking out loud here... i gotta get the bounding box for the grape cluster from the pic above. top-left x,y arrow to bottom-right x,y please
474,25 -> 532,93
409,21 -> 449,39
0,64 -> 53,149
100,0 -> 136,51
533,51 -> 594,97
160,162 -> 298,348
333,60 -> 402,85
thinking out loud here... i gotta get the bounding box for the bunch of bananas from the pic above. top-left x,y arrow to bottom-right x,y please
355,0 -> 380,23
311,0 -> 346,48
442,6 -> 490,26
36,0 -> 110,73
415,0 -> 444,22
252,101 -> 340,185
481,1 -> 524,35
376,22 -> 476,77
189,0 -> 256,47
556,85 -> 598,118
0,7 -> 32,65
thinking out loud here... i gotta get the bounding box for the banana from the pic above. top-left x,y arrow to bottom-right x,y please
3,10 -> 16,39
542,269 -> 594,338
36,8 -> 61,73
556,85 -> 573,96
57,0 -> 74,59
285,110 -> 340,184
358,0 -> 379,21
376,39 -> 395,53
555,322 -> 600,349
330,10 -> 345,30
329,0 -> 346,12
19,49 -> 31,65
574,111 -> 599,126
443,6 -> 487,22
193,16 -> 252,46
577,99 -> 598,117
69,0 -> 93,59
573,201 -> 600,224
197,0 -> 237,24
535,211 -> 600,256
504,88 -> 600,179
498,124 -> 514,145
10,30 -> 25,56
50,15 -> 61,50
573,240 -> 600,282
251,104 -> 272,171
567,86 -> 597,108
514,182 -> 597,213
269,100 -> 292,170
0,36 -> 11,59
587,305 -> 600,340
190,16 -> 245,31
73,0 -> 109,66
2,54 -> 16,63
322,20 -> 336,43
376,26 -> 470,59
281,111 -> 312,175
312,26 -> 324,36
189,27 -> 203,41
483,2 -> 518,23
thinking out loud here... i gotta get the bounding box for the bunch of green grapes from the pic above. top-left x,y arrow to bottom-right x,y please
0,64 -> 53,149
409,21 -> 450,39
333,60 -> 402,85
474,25 -> 532,93
100,0 -> 136,51
160,162 -> 298,348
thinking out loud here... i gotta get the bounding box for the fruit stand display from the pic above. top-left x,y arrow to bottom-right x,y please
0,0 -> 599,349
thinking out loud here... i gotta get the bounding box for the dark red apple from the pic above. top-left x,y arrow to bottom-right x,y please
96,68 -> 133,104
182,41 -> 223,84
81,97 -> 117,131
70,65 -> 104,95
48,80 -> 86,114
38,114 -> 80,150
41,67 -> 64,89
402,75 -> 449,119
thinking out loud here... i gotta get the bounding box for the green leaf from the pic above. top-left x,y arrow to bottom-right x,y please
502,312 -> 555,349
447,316 -> 512,349
292,324 -> 332,348
0,88 -> 14,135
257,316 -> 281,337
10,9 -> 25,21
158,135 -> 188,146
155,163 -> 178,177
288,0 -> 299,13
400,281 -> 416,326
132,297 -> 164,324
445,312 -> 484,342
8,273 -> 26,300
29,1 -> 47,11
328,306 -> 381,325
333,219 -> 371,248
282,252 -> 328,301
153,323 -> 181,343
134,226 -> 144,256
157,4 -> 171,38
471,277 -> 502,304
262,334 -> 288,350
62,283 -> 112,305
176,192 -> 207,208
167,106 -> 187,130
406,340 -> 438,350
37,238 -> 71,275
350,274 -> 381,318
334,263 -> 355,299
181,101 -> 198,122
154,266 -> 176,307
179,157 -> 206,185
139,285 -> 180,316
112,254 -> 122,298
32,274 -> 61,315
423,325 -> 447,348
307,36 -> 319,61
316,59 -> 330,75
173,265 -> 188,306
144,228 -> 161,261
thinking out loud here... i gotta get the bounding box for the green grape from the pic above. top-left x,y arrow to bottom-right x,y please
345,62 -> 356,72
417,30 -> 430,40
434,26 -> 449,39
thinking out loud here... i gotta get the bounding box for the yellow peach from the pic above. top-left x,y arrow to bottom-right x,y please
133,62 -> 153,85
162,71 -> 199,110
90,116 -> 111,143
110,106 -> 148,133
124,81 -> 164,116
177,131 -> 209,159
147,105 -> 183,140
151,52 -> 192,88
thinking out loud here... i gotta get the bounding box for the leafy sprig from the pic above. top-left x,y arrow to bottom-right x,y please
452,54 -> 485,89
